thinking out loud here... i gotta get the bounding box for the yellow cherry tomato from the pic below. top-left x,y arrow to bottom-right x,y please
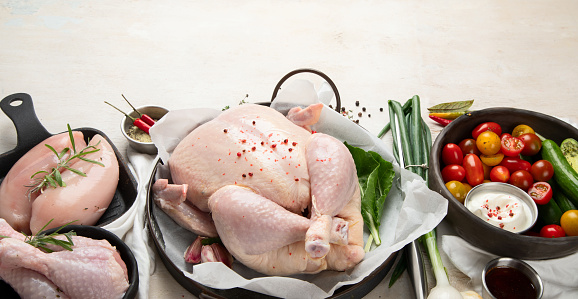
482,162 -> 492,180
446,180 -> 467,203
561,210 -> 578,236
480,152 -> 505,167
476,131 -> 501,155
512,124 -> 535,137
462,182 -> 473,195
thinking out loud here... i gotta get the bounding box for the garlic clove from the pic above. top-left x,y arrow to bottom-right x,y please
201,243 -> 234,268
184,236 -> 203,264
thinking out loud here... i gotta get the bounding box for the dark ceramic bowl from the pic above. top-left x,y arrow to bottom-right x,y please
429,107 -> 578,260
0,225 -> 138,298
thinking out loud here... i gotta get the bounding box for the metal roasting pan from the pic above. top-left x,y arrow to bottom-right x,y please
146,69 -> 398,299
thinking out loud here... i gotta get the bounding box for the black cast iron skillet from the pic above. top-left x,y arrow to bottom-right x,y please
0,93 -> 138,297
146,69 -> 397,299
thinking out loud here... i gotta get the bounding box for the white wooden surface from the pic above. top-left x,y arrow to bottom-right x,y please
1,1 -> 578,298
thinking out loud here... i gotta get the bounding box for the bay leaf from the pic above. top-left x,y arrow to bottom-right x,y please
427,99 -> 474,113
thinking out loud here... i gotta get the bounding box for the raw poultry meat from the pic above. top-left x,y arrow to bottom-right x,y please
0,219 -> 129,299
155,103 -> 365,275
0,131 -> 86,234
0,132 -> 119,234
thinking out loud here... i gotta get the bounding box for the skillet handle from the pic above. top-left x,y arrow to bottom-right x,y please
271,68 -> 342,113
0,93 -> 51,152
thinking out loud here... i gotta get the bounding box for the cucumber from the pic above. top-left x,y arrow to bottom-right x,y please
561,138 -> 578,173
541,139 -> 578,207
554,188 -> 577,212
537,197 -> 563,225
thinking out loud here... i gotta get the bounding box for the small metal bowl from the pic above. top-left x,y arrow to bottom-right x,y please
464,182 -> 538,234
482,257 -> 543,299
121,105 -> 168,154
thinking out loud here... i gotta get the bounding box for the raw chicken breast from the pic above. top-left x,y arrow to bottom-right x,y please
159,103 -> 365,276
0,131 -> 86,234
169,104 -> 313,214
30,134 -> 119,234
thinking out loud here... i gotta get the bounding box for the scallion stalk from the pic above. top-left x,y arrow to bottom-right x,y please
387,96 -> 460,298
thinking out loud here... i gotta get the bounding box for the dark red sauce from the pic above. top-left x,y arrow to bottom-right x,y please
485,266 -> 537,299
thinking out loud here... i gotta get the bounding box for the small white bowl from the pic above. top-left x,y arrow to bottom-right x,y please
121,105 -> 168,154
464,182 -> 538,234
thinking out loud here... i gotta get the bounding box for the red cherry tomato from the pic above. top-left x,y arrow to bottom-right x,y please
528,182 -> 553,205
441,164 -> 466,182
508,170 -> 534,191
498,157 -> 532,173
463,154 -> 484,186
500,133 -> 512,141
490,166 -> 510,183
500,135 -> 525,157
442,143 -> 464,165
530,160 -> 554,182
540,224 -> 566,238
472,122 -> 502,140
458,138 -> 481,156
519,133 -> 542,156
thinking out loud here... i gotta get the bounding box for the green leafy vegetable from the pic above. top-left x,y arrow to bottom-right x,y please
427,99 -> 474,113
26,124 -> 104,197
345,142 -> 395,251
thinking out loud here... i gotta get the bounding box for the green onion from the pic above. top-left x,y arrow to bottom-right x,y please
386,96 -> 460,297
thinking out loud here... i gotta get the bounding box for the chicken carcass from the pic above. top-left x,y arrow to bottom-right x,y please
0,132 -> 119,234
0,219 -> 129,299
155,103 -> 364,275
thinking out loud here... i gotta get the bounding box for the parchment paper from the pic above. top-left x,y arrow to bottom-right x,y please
149,79 -> 448,298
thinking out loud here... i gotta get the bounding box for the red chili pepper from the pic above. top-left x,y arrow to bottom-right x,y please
105,101 -> 152,134
122,94 -> 155,126
140,114 -> 155,126
429,114 -> 452,127
133,118 -> 151,134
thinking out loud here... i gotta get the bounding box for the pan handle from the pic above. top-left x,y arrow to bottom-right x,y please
0,93 -> 51,152
270,68 -> 342,113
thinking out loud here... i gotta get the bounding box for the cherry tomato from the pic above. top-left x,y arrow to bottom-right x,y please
445,180 -> 467,203
463,154 -> 484,186
442,143 -> 464,165
476,131 -> 501,155
490,166 -> 510,183
560,210 -> 578,236
482,162 -> 492,180
540,224 -> 565,238
500,133 -> 512,141
480,152 -> 504,166
527,182 -> 553,205
530,160 -> 554,182
458,138 -> 480,156
499,157 -> 532,173
500,135 -> 524,157
508,170 -> 534,191
462,182 -> 473,195
519,133 -> 542,156
441,165 -> 466,182
472,122 -> 502,140
512,124 -> 535,137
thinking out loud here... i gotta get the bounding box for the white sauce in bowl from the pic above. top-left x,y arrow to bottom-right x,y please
465,190 -> 533,233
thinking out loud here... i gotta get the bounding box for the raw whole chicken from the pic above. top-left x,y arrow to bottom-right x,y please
0,131 -> 119,235
154,103 -> 365,276
0,218 -> 129,299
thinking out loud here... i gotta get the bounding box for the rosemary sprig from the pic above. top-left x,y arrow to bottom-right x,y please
0,219 -> 77,252
26,124 -> 105,197
23,219 -> 77,252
